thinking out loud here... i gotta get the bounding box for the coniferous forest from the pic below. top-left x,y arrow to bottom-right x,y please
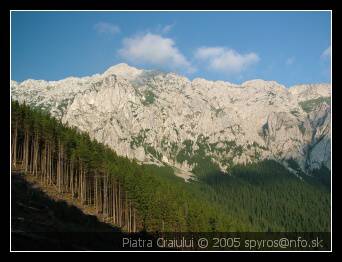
11,101 -> 331,233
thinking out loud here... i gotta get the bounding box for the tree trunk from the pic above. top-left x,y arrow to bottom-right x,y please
11,122 -> 18,167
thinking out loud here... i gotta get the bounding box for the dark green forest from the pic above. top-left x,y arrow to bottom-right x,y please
11,101 -> 330,232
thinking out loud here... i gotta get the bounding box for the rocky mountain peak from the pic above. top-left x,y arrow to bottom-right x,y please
241,79 -> 286,90
288,83 -> 331,102
10,63 -> 331,179
102,63 -> 143,80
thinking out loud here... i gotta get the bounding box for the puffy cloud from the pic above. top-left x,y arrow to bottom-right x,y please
118,33 -> 193,72
94,22 -> 120,35
321,45 -> 331,59
195,47 -> 260,74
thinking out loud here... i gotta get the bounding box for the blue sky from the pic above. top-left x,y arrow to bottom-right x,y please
11,11 -> 331,87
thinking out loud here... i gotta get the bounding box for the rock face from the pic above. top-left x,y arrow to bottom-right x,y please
11,63 -> 331,178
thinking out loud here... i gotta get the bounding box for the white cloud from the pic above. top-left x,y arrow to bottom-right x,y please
94,22 -> 120,35
320,46 -> 331,82
195,47 -> 260,74
321,45 -> 331,59
195,47 -> 224,59
118,33 -> 193,72
286,56 -> 295,65
160,23 -> 175,34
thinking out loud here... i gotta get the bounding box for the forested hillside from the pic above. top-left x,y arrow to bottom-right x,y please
11,101 -> 330,232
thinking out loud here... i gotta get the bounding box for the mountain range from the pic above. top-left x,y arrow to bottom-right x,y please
11,63 -> 331,180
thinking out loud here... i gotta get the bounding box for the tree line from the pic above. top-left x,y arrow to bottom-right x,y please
11,100 -> 330,232
11,101 -> 136,232
11,101 -> 249,232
